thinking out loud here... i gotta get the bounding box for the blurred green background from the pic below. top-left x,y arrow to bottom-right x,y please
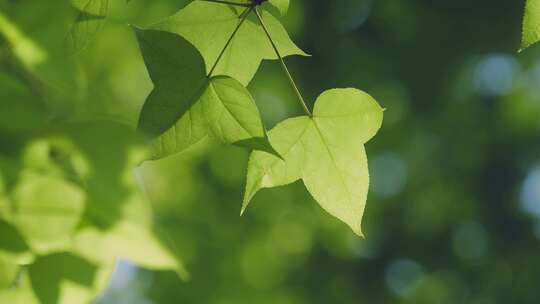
2,0 -> 540,303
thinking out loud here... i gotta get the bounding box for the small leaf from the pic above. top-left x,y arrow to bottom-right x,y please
243,89 -> 384,236
522,0 -> 540,51
202,76 -> 278,155
134,27 -> 208,137
135,28 -> 277,160
152,1 -> 306,85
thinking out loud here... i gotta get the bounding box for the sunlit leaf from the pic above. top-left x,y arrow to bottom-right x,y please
201,75 -> 278,156
243,89 -> 383,236
152,1 -> 306,85
135,28 -> 276,160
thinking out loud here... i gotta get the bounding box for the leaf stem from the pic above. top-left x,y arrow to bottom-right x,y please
253,7 -> 312,117
207,6 -> 253,78
200,0 -> 251,8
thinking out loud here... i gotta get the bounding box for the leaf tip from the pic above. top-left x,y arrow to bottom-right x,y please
352,226 -> 365,238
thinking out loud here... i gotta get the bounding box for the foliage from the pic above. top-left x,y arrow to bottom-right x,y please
0,0 -> 384,302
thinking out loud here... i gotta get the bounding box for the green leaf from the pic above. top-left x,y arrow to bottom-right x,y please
202,75 -> 278,155
134,27 -> 208,138
135,28 -> 277,160
522,0 -> 540,51
151,1 -> 306,85
11,171 -> 85,254
243,89 -> 384,236
67,0 -> 109,54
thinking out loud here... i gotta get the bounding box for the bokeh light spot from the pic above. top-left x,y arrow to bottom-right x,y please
385,259 -> 425,298
452,221 -> 489,261
371,152 -> 408,199
520,166 -> 540,218
473,54 -> 519,97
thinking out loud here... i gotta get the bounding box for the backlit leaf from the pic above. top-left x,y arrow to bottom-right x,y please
243,89 -> 383,236
135,28 -> 276,160
152,1 -> 306,85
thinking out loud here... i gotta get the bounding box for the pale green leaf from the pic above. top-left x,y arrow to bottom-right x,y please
135,28 -> 277,160
152,1 -> 306,85
11,171 -> 85,254
522,0 -> 540,50
243,89 -> 384,236
202,75 -> 278,155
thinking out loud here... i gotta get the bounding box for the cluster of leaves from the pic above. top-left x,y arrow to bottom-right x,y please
0,1 -> 185,303
0,0 -> 384,303
133,0 -> 384,235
